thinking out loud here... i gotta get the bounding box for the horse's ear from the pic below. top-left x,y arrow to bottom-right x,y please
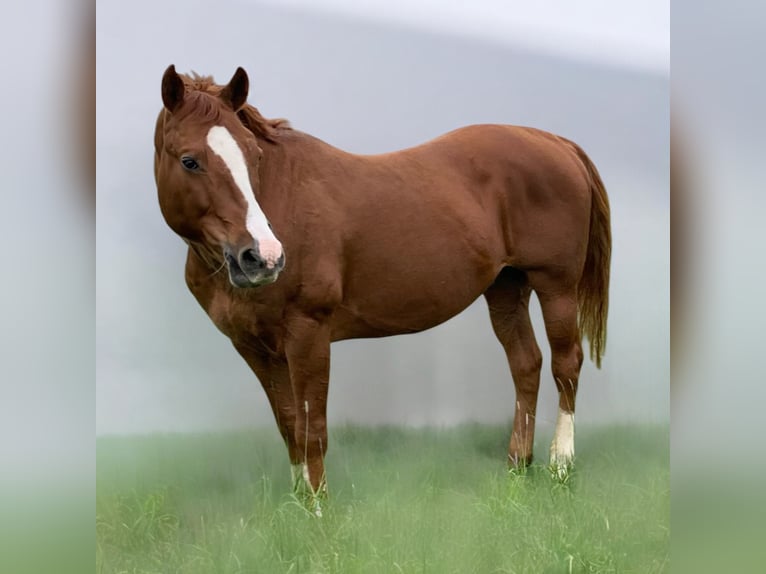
220,67 -> 249,111
161,65 -> 185,113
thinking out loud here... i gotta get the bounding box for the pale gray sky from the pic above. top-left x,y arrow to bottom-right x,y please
97,0 -> 668,435
252,0 -> 669,73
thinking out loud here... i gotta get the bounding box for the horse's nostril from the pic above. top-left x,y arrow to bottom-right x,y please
241,248 -> 264,269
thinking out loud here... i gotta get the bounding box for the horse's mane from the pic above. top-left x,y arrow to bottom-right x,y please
178,72 -> 291,143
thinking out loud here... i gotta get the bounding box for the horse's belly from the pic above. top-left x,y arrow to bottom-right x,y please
330,265 -> 497,340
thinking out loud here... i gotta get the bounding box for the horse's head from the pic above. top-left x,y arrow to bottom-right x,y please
155,65 -> 285,288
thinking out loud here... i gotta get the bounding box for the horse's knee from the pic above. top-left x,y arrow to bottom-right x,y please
510,346 -> 542,383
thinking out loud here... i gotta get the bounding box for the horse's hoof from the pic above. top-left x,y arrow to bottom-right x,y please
508,452 -> 533,469
548,456 -> 574,483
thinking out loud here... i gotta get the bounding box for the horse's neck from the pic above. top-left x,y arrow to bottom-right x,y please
257,130 -> 345,196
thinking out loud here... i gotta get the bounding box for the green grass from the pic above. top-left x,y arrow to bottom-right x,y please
97,423 -> 668,573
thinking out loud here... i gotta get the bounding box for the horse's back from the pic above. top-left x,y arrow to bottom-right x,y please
422,123 -> 585,180
407,124 -> 593,268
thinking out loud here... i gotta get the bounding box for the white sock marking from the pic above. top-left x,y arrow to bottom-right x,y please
206,125 -> 283,267
550,409 -> 575,466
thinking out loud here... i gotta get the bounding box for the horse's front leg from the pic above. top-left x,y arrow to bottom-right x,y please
232,343 -> 303,488
284,311 -> 332,510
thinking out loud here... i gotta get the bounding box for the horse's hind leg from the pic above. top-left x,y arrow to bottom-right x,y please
528,271 -> 584,478
484,267 -> 543,468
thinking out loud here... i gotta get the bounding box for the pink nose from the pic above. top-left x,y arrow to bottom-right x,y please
239,246 -> 285,275
256,238 -> 284,270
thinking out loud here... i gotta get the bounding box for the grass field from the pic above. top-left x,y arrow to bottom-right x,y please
97,423 -> 669,573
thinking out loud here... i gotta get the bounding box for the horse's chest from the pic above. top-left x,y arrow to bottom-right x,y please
195,286 -> 283,352
203,290 -> 254,338
202,289 -> 237,335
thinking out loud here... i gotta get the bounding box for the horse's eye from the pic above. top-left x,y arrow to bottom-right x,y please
181,156 -> 200,171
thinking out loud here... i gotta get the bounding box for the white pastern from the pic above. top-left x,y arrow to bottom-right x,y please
550,409 -> 575,469
301,463 -> 324,517
292,462 -> 315,494
290,463 -> 303,487
206,125 -> 283,266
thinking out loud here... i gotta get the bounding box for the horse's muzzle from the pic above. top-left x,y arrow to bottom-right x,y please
223,243 -> 285,288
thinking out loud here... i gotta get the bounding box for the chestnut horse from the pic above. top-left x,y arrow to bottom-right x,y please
154,65 -> 611,506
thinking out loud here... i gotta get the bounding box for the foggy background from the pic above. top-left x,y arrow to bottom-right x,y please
97,0 -> 669,436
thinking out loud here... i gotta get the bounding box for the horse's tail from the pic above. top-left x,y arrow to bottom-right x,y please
572,142 -> 612,368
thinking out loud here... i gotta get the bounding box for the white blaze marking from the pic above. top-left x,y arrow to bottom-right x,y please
550,409 -> 575,466
206,125 -> 283,268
